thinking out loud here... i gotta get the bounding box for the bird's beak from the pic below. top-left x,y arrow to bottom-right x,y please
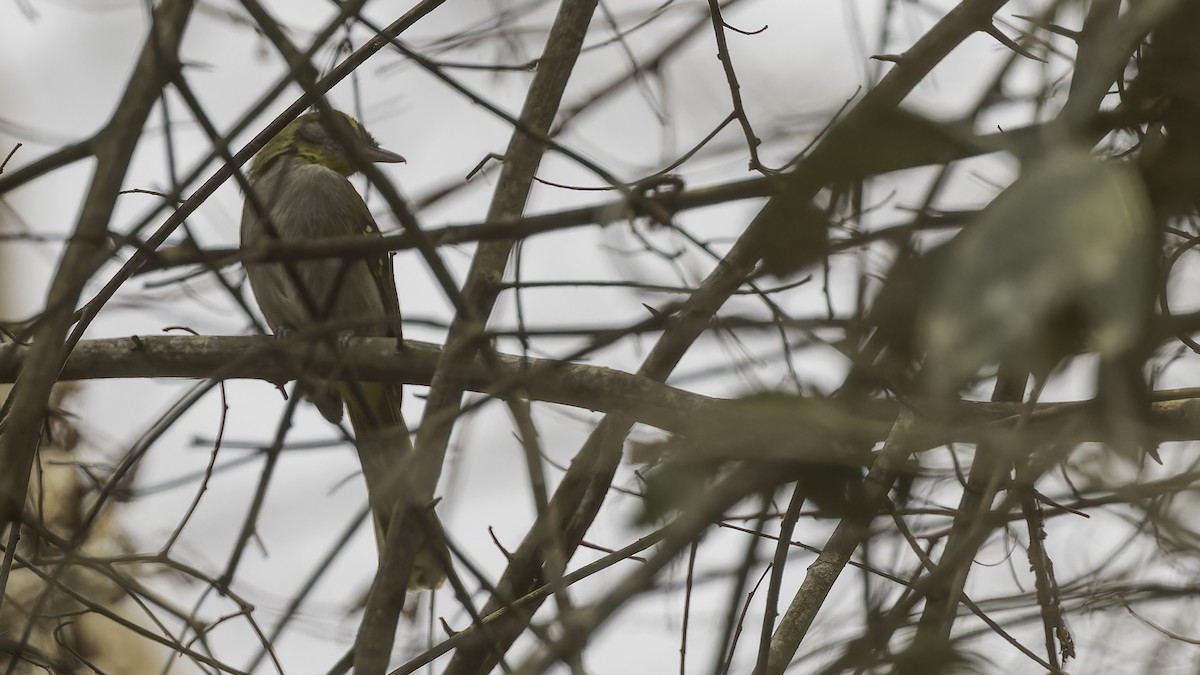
360,144 -> 406,164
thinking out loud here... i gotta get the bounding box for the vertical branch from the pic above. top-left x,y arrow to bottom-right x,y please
913,364 -> 1027,646
764,410 -> 916,675
753,483 -> 806,674
412,0 -> 600,493
405,2 -> 601,671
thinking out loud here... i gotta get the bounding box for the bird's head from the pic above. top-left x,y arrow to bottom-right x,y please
249,110 -> 405,179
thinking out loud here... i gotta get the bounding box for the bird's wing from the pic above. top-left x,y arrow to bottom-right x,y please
348,191 -> 402,341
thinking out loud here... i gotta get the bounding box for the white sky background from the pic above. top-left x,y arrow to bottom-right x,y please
5,0 -> 1200,673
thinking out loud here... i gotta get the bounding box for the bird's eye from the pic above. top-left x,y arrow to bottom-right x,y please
296,124 -> 323,144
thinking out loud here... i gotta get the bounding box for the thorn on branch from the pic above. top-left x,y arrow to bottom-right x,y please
984,23 -> 1046,63
1013,14 -> 1081,42
870,54 -> 903,64
643,303 -> 667,321
488,526 -> 513,561
1034,489 -> 1089,518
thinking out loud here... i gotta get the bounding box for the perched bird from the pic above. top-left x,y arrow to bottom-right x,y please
240,110 -> 447,589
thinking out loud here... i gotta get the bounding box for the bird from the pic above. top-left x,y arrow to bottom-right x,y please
240,110 -> 447,590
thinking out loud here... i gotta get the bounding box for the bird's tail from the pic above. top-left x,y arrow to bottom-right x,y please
341,381 -> 449,590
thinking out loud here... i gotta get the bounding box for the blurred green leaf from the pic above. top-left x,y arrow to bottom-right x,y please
758,196 -> 831,278
918,149 -> 1154,396
636,457 -> 725,525
862,243 -> 956,392
825,107 -> 985,183
759,108 -> 986,278
633,393 -> 884,523
633,393 -> 888,464
891,637 -> 991,675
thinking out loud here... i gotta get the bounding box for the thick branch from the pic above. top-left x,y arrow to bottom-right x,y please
5,336 -> 1198,452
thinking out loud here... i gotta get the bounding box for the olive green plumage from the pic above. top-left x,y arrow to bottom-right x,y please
242,111 -> 403,336
240,110 -> 446,590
